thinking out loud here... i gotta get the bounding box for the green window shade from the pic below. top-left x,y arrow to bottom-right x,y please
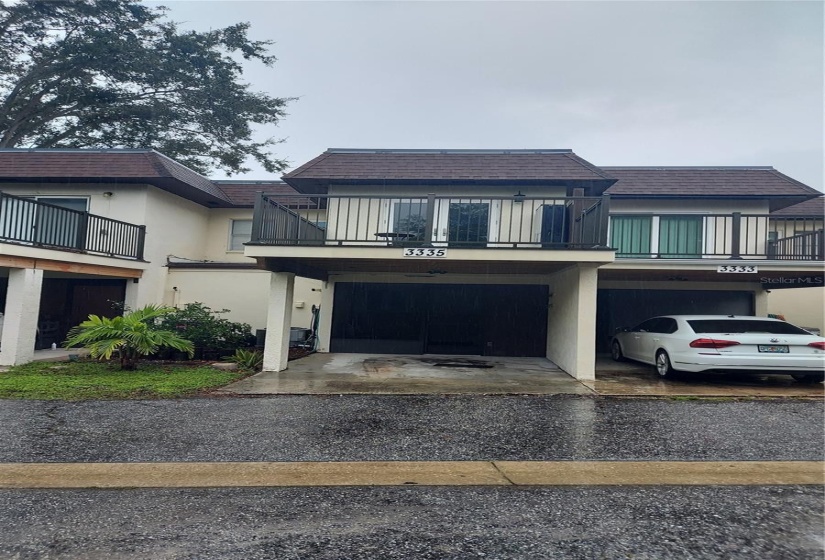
610,216 -> 651,257
659,216 -> 702,258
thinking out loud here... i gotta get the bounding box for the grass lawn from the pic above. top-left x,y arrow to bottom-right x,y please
0,360 -> 249,400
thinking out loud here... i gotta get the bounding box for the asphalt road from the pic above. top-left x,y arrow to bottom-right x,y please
1,486 -> 822,559
1,395 -> 823,559
0,395 -> 821,462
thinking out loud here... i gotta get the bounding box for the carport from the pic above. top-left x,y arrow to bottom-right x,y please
330,283 -> 548,356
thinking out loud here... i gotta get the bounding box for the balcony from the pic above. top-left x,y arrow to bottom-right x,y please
610,213 -> 824,261
250,193 -> 611,250
0,192 -> 146,260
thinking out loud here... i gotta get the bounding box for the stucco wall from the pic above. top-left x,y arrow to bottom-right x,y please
204,208 -> 256,262
767,288 -> 825,332
0,182 -> 149,226
137,187 -> 210,307
609,199 -> 769,214
164,269 -> 322,330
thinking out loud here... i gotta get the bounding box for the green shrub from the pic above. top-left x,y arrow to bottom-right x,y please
227,348 -> 264,371
64,305 -> 194,370
157,303 -> 255,357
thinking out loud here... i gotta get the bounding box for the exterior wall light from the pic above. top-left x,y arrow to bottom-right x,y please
513,191 -> 526,203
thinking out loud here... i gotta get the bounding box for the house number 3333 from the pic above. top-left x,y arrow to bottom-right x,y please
717,265 -> 758,273
403,248 -> 447,257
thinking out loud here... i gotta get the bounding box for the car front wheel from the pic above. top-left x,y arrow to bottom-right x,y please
611,340 -> 625,362
655,350 -> 676,378
791,373 -> 825,384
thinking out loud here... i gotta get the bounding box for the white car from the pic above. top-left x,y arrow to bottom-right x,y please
611,315 -> 825,383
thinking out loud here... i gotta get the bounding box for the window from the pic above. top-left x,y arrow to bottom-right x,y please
229,219 -> 252,251
610,216 -> 652,257
632,317 -> 678,334
658,215 -> 702,258
391,201 -> 428,241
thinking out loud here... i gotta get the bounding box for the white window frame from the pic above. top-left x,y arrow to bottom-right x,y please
228,219 -> 253,252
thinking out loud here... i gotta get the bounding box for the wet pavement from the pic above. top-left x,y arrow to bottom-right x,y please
1,395 -> 823,559
219,352 -> 825,397
221,353 -> 595,395
1,396 -> 822,462
594,358 -> 825,397
2,485 -> 822,559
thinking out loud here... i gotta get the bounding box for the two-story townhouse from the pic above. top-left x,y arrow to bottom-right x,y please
245,149 -> 823,381
595,167 -> 824,351
0,149 -> 321,366
3,148 -> 821,380
765,196 -> 825,332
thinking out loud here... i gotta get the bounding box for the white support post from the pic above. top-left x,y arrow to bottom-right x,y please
124,278 -> 140,312
316,279 -> 335,353
262,272 -> 295,372
754,289 -> 769,317
545,265 -> 599,381
0,268 -> 44,366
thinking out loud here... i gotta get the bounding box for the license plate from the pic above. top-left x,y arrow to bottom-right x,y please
758,345 -> 789,353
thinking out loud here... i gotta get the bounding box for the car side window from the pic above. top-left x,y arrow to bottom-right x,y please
634,318 -> 676,334
646,318 -> 668,333
658,318 -> 678,334
633,319 -> 658,332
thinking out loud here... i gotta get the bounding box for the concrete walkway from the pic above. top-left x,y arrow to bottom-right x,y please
220,353 -> 594,395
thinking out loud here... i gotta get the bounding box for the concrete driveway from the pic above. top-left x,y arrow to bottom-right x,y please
220,353 -> 824,397
594,357 -> 825,397
220,353 -> 594,395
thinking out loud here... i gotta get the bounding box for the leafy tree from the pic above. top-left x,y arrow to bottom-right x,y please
64,305 -> 194,370
0,0 -> 292,175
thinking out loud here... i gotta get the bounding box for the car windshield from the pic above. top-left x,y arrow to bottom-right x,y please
687,319 -> 812,335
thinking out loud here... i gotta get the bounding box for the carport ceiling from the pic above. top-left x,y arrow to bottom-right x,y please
262,257 -> 580,279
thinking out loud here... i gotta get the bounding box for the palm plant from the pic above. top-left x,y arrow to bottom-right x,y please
64,305 -> 194,370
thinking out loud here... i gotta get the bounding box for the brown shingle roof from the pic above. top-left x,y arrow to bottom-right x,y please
0,149 -> 232,207
283,149 -> 615,193
603,167 -> 819,197
770,196 -> 825,217
602,167 -> 821,211
213,181 -> 312,207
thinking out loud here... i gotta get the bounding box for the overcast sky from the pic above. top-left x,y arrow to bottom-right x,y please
154,1 -> 823,190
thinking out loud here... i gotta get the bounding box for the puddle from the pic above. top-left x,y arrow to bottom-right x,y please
433,362 -> 494,369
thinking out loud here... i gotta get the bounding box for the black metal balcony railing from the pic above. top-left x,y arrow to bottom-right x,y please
0,192 -> 146,260
251,193 -> 612,249
769,228 -> 824,261
609,213 -> 824,261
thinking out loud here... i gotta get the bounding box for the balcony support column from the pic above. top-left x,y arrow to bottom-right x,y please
262,272 -> 295,372
0,268 -> 44,366
545,264 -> 598,381
316,278 -> 335,353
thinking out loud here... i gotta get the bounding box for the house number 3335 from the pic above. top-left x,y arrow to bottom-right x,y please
403,248 -> 447,257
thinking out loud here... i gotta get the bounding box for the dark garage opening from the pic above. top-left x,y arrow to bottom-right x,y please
38,278 -> 126,349
595,289 -> 755,353
331,283 -> 549,357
